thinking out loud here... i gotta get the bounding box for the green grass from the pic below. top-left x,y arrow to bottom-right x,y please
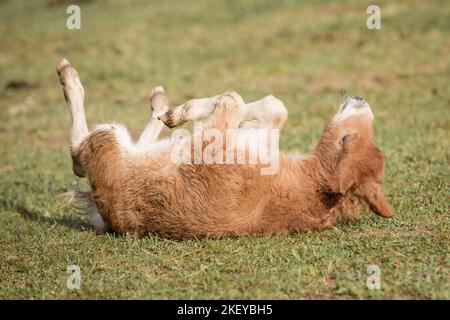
0,0 -> 449,299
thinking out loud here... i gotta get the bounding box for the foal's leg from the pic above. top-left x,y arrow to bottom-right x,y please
158,95 -> 220,128
158,94 -> 288,131
182,93 -> 285,171
136,86 -> 170,149
57,59 -> 89,177
239,95 -> 288,130
57,59 -> 107,231
202,91 -> 245,132
57,59 -> 89,150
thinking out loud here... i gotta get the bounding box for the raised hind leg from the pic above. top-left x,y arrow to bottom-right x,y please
57,59 -> 89,149
57,59 -> 89,177
57,59 -> 107,231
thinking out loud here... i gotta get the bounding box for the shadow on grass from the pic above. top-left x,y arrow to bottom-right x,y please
15,205 -> 92,231
13,203 -> 123,237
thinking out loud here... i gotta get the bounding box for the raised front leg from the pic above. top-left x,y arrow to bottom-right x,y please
189,92 -> 245,165
158,93 -> 288,131
203,91 -> 245,132
158,95 -> 220,128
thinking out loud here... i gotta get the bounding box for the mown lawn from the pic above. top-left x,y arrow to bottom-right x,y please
0,0 -> 448,299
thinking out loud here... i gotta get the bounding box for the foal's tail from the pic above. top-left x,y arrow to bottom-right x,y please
63,190 -> 94,211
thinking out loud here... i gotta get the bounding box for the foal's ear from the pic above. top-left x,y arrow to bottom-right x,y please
329,133 -> 357,194
362,183 -> 395,217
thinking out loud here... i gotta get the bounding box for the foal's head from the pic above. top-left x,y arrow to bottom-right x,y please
315,96 -> 395,218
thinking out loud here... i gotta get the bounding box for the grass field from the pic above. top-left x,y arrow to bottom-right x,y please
0,0 -> 449,299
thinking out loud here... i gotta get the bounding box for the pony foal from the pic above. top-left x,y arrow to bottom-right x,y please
58,59 -> 395,239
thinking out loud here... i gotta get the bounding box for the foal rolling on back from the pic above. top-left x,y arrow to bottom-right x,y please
57,59 -> 395,239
